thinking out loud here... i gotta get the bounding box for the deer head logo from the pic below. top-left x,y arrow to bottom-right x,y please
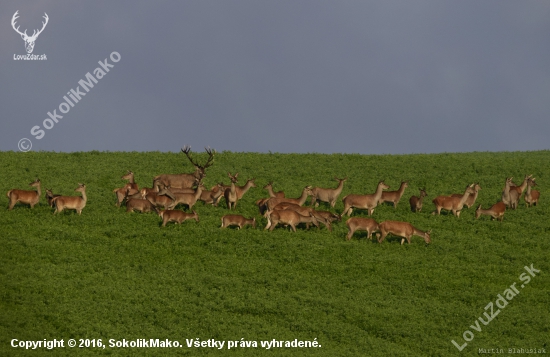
11,11 -> 49,54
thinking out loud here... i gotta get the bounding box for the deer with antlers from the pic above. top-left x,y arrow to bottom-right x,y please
153,146 -> 214,190
11,11 -> 49,54
7,178 -> 42,210
310,177 -> 347,208
409,188 -> 427,213
341,181 -> 389,216
52,184 -> 87,215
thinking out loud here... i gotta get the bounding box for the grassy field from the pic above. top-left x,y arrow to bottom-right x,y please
0,150 -> 549,356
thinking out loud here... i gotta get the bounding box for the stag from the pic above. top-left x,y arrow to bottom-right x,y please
341,181 -> 389,216
52,184 -> 87,215
220,215 -> 256,229
377,221 -> 431,245
310,177 -> 347,208
7,178 -> 42,210
153,146 -> 214,189
12,11 -> 49,54
379,181 -> 408,209
409,188 -> 427,213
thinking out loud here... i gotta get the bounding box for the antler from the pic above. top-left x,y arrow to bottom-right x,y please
33,13 -> 49,38
11,11 -> 25,37
181,145 -> 215,170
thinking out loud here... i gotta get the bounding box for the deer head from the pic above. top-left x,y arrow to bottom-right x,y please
12,11 -> 49,54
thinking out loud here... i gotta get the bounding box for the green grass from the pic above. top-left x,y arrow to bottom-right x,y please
0,150 -> 549,356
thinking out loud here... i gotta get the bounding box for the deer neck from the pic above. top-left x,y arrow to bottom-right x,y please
335,180 -> 345,194
240,181 -> 254,195
396,182 -> 407,196
373,184 -> 386,201
459,188 -> 471,206
194,186 -> 203,200
518,178 -> 528,192
35,183 -> 42,198
80,189 -> 87,203
297,188 -> 310,205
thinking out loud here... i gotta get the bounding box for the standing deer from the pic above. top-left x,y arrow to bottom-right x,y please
272,202 -> 331,231
379,181 -> 408,209
524,177 -> 540,207
502,177 -> 519,210
409,188 -> 427,213
161,183 -> 204,210
158,209 -> 199,227
346,217 -> 379,241
153,146 -> 214,189
263,182 -> 285,198
510,175 -> 532,196
264,209 -> 318,232
377,221 -> 431,245
265,186 -> 313,211
199,183 -> 226,205
310,177 -> 347,208
220,215 -> 256,229
7,178 -> 42,210
45,188 -> 61,208
52,184 -> 87,215
141,188 -> 175,210
341,181 -> 390,216
475,202 -> 506,221
432,184 -> 475,217
224,172 -> 239,210
114,171 -> 139,207
451,183 -> 481,208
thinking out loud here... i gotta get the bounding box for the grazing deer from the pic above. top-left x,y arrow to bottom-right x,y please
224,172 -> 239,210
126,198 -> 156,213
265,209 -> 318,232
377,221 -> 431,245
341,181 -> 390,216
310,177 -> 347,208
346,217 -> 379,241
141,188 -> 176,210
409,188 -> 427,213
264,182 -> 285,198
158,209 -> 199,226
7,178 -> 42,210
502,177 -> 519,210
52,184 -> 87,215
524,177 -> 540,207
451,183 -> 481,208
220,215 -> 256,229
272,202 -> 331,230
380,181 -> 408,209
153,146 -> 214,189
475,202 -> 506,221
265,186 -> 313,211
162,183 -> 205,210
45,188 -> 61,208
432,184 -> 475,217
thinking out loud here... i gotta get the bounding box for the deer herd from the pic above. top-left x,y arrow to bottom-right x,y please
5,147 -> 541,245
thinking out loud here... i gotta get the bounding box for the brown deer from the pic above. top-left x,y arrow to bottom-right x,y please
524,177 -> 540,207
502,177 -> 519,210
475,202 -> 506,221
432,184 -> 475,217
224,172 -> 239,210
341,181 -> 390,216
7,178 -> 42,210
264,209 -> 318,232
409,188 -> 427,213
377,221 -> 431,245
263,182 -> 285,198
198,183 -> 225,205
45,188 -> 61,208
265,186 -> 313,211
126,198 -> 156,213
232,178 -> 257,205
310,177 -> 347,208
158,209 -> 199,226
141,188 -> 175,210
346,217 -> 379,241
52,184 -> 87,215
451,183 -> 481,208
510,175 -> 532,195
220,215 -> 256,229
272,202 -> 331,230
162,183 -> 205,210
113,170 -> 140,207
379,181 -> 408,209
153,146 -> 214,189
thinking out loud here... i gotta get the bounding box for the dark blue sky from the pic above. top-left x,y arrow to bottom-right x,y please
2,1 -> 549,154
